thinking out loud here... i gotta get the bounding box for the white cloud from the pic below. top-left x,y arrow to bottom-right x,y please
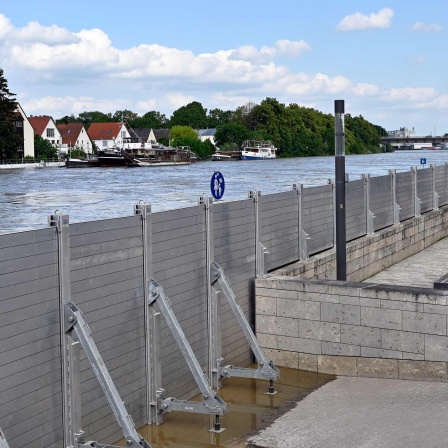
411,22 -> 443,32
409,55 -> 427,65
0,14 -> 13,38
352,83 -> 380,96
337,7 -> 394,31
229,39 -> 310,63
165,93 -> 196,110
382,87 -> 436,102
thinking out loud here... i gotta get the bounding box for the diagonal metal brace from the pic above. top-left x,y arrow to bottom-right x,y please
148,280 -> 227,417
0,428 -> 10,448
64,303 -> 152,448
210,262 -> 280,385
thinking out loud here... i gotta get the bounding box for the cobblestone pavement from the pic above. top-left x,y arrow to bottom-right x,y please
365,237 -> 448,287
248,377 -> 448,448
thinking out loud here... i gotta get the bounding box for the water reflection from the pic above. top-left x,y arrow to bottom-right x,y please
114,367 -> 334,447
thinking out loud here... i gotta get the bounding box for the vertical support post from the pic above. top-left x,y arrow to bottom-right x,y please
328,179 -> 336,246
431,164 -> 439,210
294,183 -> 309,260
363,174 -> 375,234
412,166 -> 421,217
49,211 -> 75,448
199,196 -> 220,391
250,190 -> 264,277
389,170 -> 400,225
134,202 -> 161,425
334,99 -> 346,281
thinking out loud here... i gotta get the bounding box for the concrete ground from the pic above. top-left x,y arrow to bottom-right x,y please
248,238 -> 448,448
365,236 -> 448,287
248,376 -> 448,448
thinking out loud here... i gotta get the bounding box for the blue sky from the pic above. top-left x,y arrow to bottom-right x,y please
0,0 -> 446,135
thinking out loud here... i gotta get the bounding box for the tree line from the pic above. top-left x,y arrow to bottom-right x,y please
1,65 -> 389,160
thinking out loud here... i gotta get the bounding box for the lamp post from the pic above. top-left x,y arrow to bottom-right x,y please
335,100 -> 346,281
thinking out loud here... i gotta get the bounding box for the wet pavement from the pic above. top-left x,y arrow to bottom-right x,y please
114,367 -> 334,447
248,376 -> 448,448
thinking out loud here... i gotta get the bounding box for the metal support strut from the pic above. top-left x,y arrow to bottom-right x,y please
210,262 -> 280,394
64,302 -> 152,448
0,428 -> 10,448
148,280 -> 227,432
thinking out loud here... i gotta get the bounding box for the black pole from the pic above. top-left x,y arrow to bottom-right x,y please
334,100 -> 346,281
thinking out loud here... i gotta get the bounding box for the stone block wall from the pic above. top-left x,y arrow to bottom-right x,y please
256,276 -> 448,381
273,206 -> 448,282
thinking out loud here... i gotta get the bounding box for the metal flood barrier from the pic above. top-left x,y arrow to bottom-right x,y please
2,164 -> 448,447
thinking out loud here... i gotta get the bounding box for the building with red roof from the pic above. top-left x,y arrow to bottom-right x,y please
57,123 -> 93,154
28,115 -> 62,152
86,122 -> 130,151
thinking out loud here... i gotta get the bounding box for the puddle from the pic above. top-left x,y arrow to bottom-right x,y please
114,367 -> 334,447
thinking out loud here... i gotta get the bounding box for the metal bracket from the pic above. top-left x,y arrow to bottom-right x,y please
48,209 -> 69,233
64,303 -> 152,448
148,280 -> 227,431
210,262 -> 280,393
0,428 -> 10,448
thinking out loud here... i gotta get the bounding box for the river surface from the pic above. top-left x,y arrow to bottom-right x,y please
1,150 -> 447,233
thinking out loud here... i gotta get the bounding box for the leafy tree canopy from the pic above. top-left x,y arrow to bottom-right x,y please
0,68 -> 21,159
34,135 -> 58,160
169,125 -> 198,141
170,101 -> 208,129
130,111 -> 168,129
215,122 -> 250,148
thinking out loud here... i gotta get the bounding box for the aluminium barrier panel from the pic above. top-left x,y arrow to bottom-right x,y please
396,171 -> 415,221
302,184 -> 334,255
70,216 -> 146,445
370,174 -> 394,231
345,179 -> 367,241
214,199 -> 256,369
417,167 -> 433,213
259,191 -> 299,271
436,165 -> 448,207
0,228 -> 63,448
151,205 -> 208,400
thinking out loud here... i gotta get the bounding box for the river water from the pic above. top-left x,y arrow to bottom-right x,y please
1,150 -> 447,233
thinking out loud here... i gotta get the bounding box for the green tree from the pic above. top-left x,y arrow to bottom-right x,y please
0,68 -> 21,159
214,122 -> 250,147
56,114 -> 77,125
112,109 -> 139,124
206,108 -> 234,128
130,111 -> 168,129
170,101 -> 208,129
77,111 -> 113,128
34,135 -> 58,160
169,125 -> 199,141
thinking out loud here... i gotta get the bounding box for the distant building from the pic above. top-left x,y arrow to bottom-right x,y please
57,123 -> 92,154
131,128 -> 157,144
14,103 -> 35,158
28,115 -> 62,150
196,128 -> 217,145
153,129 -> 171,144
387,127 -> 415,138
87,122 -> 130,150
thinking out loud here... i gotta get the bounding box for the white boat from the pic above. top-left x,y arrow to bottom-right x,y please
241,140 -> 277,160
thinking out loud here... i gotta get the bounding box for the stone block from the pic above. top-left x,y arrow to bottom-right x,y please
298,353 -> 318,372
341,324 -> 381,348
381,299 -> 424,312
403,311 -> 447,336
339,295 -> 360,306
301,291 -> 340,303
278,335 -> 321,355
321,341 -> 361,357
398,360 -> 448,381
256,332 -> 278,349
425,334 -> 448,362
424,303 -> 448,315
256,295 -> 277,316
299,320 -> 340,342
381,329 -> 424,354
357,358 -> 399,378
318,355 -> 358,376
277,298 -> 320,320
359,297 -> 381,308
361,347 -> 403,359
256,315 -> 298,337
263,349 -> 298,369
321,303 -> 360,325
361,307 -> 402,330
402,352 -> 425,361
257,287 -> 297,300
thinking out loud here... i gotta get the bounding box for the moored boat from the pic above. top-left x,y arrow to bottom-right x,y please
241,140 -> 277,160
66,158 -> 100,168
211,151 -> 242,161
121,146 -> 193,167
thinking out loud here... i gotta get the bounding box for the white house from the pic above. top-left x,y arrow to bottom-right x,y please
14,103 -> 35,158
197,128 -> 217,146
87,122 -> 130,150
28,115 -> 63,150
57,123 -> 93,154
